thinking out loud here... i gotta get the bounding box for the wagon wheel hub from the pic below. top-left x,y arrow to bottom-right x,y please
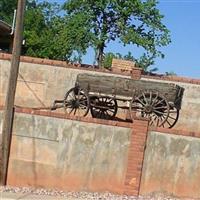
71,99 -> 79,108
144,105 -> 153,113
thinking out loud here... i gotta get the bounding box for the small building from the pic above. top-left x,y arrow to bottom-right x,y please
0,20 -> 13,53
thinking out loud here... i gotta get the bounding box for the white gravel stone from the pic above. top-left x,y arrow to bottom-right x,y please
0,186 -> 189,200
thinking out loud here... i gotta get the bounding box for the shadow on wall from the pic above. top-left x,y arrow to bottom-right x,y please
18,73 -> 46,107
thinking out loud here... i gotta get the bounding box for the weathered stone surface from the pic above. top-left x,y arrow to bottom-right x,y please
140,131 -> 200,199
0,59 -> 200,131
0,112 -> 131,193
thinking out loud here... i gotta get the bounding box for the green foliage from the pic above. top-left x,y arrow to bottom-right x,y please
0,0 -> 171,71
102,51 -> 158,72
63,0 -> 171,68
0,0 -> 36,24
136,53 -> 158,72
102,52 -> 118,69
0,0 -> 17,24
0,0 -> 87,60
102,51 -> 135,69
24,1 -> 92,60
23,2 -> 63,59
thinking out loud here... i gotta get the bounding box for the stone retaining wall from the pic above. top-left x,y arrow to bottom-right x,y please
1,53 -> 200,131
1,107 -> 200,198
140,129 -> 200,199
0,107 -> 149,196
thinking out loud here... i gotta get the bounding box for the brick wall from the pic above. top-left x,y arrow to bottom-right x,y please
1,53 -> 200,131
1,53 -> 200,85
124,120 -> 149,195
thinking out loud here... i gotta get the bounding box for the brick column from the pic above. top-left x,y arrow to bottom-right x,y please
124,119 -> 149,196
131,67 -> 142,80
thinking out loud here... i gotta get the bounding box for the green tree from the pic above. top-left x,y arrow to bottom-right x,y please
23,1 -> 65,59
102,51 -> 158,72
102,51 -> 134,69
0,0 -> 87,61
0,0 -> 36,24
63,0 -> 171,68
0,0 -> 17,24
136,53 -> 158,72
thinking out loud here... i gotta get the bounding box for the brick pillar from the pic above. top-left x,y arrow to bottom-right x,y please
131,67 -> 142,80
123,119 -> 149,196
111,58 -> 135,73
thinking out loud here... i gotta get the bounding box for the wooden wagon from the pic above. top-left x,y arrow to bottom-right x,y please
54,73 -> 184,128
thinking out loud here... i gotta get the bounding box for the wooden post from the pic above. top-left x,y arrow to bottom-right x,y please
0,0 -> 26,185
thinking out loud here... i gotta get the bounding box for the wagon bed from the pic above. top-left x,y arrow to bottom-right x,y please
76,73 -> 184,109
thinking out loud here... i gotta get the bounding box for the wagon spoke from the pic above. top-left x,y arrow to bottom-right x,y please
153,98 -> 165,107
142,92 -> 148,105
154,110 -> 167,116
157,117 -> 160,126
136,98 -> 146,106
108,98 -> 113,103
152,116 -> 157,126
79,104 -> 87,109
108,108 -> 115,113
161,116 -> 165,127
168,115 -> 177,120
100,110 -> 103,118
152,92 -> 159,105
149,91 -> 152,104
69,107 -> 74,114
68,93 -> 75,100
79,95 -> 86,101
74,108 -> 77,115
150,120 -> 154,126
105,110 -> 110,116
154,106 -> 168,110
166,119 -> 172,127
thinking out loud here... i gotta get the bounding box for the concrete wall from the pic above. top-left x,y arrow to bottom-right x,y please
1,55 -> 200,131
0,59 -> 125,108
140,131 -> 200,199
1,109 -> 200,198
0,111 -> 132,193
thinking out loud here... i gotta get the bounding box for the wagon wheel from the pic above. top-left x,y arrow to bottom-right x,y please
162,105 -> 179,128
130,91 -> 170,127
90,96 -> 118,119
63,87 -> 89,117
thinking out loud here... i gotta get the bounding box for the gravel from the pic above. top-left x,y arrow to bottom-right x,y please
0,186 -> 189,200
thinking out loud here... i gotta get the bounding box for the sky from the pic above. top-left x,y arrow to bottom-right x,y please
41,0 -> 200,78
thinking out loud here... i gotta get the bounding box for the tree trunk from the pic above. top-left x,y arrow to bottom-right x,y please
97,44 -> 104,68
